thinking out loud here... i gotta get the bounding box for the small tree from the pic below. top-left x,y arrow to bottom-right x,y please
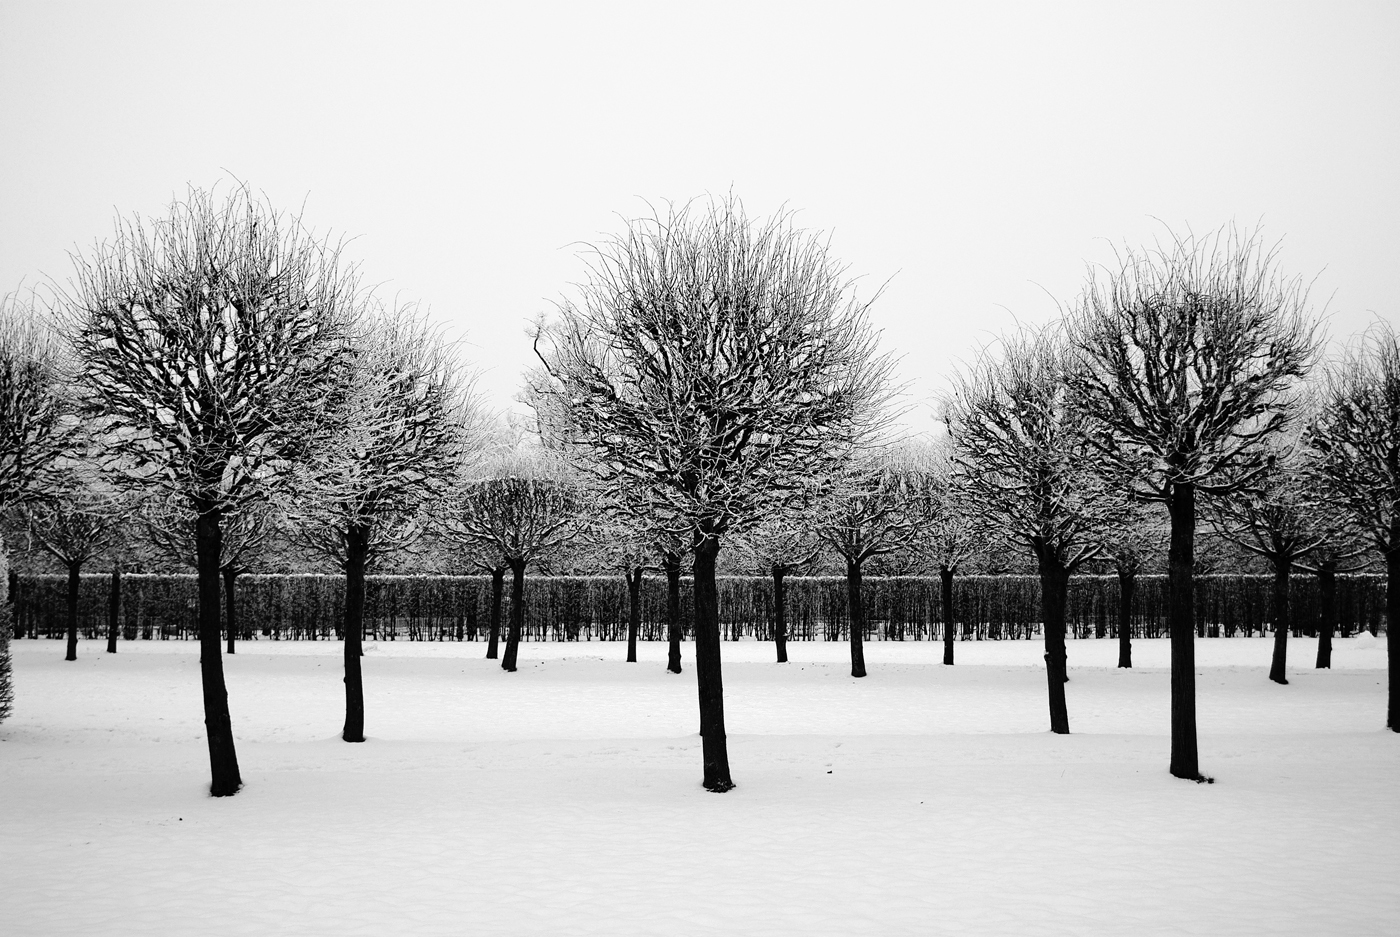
445,463 -> 585,672
945,326 -> 1122,734
1096,505 -> 1166,668
16,477 -> 121,661
141,493 -> 272,654
1068,226 -> 1318,779
1307,322 -> 1400,727
1207,444 -> 1342,684
531,197 -> 895,791
816,462 -> 916,677
900,445 -> 987,665
287,307 -> 476,742
69,185 -> 356,796
732,513 -> 821,663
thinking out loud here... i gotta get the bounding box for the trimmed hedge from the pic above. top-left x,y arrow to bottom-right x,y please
10,572 -> 1388,642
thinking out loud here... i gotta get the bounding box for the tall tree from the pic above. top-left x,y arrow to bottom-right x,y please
68,184 -> 356,796
945,326 -> 1122,734
1307,322 -> 1400,727
531,197 -> 894,791
1068,226 -> 1318,780
816,462 -> 916,677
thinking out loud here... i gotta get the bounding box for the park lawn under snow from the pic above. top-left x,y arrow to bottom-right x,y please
2,634 -> 1397,937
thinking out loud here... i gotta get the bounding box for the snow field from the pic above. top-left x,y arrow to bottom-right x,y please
1,635 -> 1397,936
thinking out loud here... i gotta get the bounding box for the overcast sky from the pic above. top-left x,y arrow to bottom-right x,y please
2,1 -> 1396,434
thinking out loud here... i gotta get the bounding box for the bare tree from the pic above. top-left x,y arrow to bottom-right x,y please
900,444 -> 988,666
1207,443 -> 1345,684
1068,226 -> 1318,780
531,197 -> 895,791
68,184 -> 356,796
1096,504 -> 1166,669
140,493 -> 272,654
15,475 -> 121,661
1307,322 -> 1400,727
731,513 -> 821,664
286,306 -> 478,742
444,460 -> 586,672
945,326 -> 1123,734
816,462 -> 916,677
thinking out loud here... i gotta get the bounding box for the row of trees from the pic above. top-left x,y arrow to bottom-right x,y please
0,186 -> 1395,796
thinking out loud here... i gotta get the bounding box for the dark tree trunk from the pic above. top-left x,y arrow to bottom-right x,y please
1387,524 -> 1399,732
106,565 -> 121,654
1315,562 -> 1337,669
195,506 -> 241,796
1117,565 -> 1135,668
772,567 -> 788,663
625,567 -> 642,663
485,566 -> 504,659
692,530 -> 734,792
1036,549 -> 1070,734
64,561 -> 80,661
501,558 -> 526,672
8,569 -> 19,640
1268,559 -> 1292,685
1166,481 -> 1202,780
664,551 -> 682,673
223,567 -> 238,656
940,566 -> 955,665
846,558 -> 866,678
342,523 -> 370,743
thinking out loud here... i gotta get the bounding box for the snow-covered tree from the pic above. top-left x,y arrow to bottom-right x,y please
531,197 -> 895,791
1206,443 -> 1346,684
287,306 -> 480,742
140,492 -> 272,654
945,326 -> 1124,734
443,457 -> 586,672
731,512 -> 821,663
1068,226 -> 1318,779
899,444 -> 988,666
816,461 -> 916,677
15,474 -> 122,661
1307,322 -> 1400,727
68,184 -> 357,796
1095,503 -> 1166,669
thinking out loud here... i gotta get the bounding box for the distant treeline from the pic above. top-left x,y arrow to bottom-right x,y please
9,572 -> 1388,642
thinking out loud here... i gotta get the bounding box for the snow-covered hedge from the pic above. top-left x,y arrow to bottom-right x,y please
8,572 -> 1388,643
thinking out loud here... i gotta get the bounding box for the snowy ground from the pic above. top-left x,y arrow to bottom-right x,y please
2,634 -> 1397,936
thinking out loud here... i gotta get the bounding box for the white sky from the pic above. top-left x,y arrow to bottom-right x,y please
2,1 -> 1396,434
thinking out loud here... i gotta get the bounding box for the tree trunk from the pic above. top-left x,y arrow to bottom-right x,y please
1117,565 -> 1135,668
485,566 -> 504,659
664,551 -> 682,673
772,567 -> 788,663
8,569 -> 19,640
64,560 -> 80,661
1268,558 -> 1292,685
107,565 -> 121,654
692,529 -> 734,792
501,557 -> 526,672
195,505 -> 241,796
625,567 -> 642,663
1166,481 -> 1202,780
342,523 -> 370,743
1036,549 -> 1070,734
223,567 -> 238,656
1387,522 -> 1399,731
940,566 -> 955,665
1315,562 -> 1336,669
846,558 -> 866,678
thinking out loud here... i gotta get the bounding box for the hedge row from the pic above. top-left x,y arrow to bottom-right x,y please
10,572 -> 1388,642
